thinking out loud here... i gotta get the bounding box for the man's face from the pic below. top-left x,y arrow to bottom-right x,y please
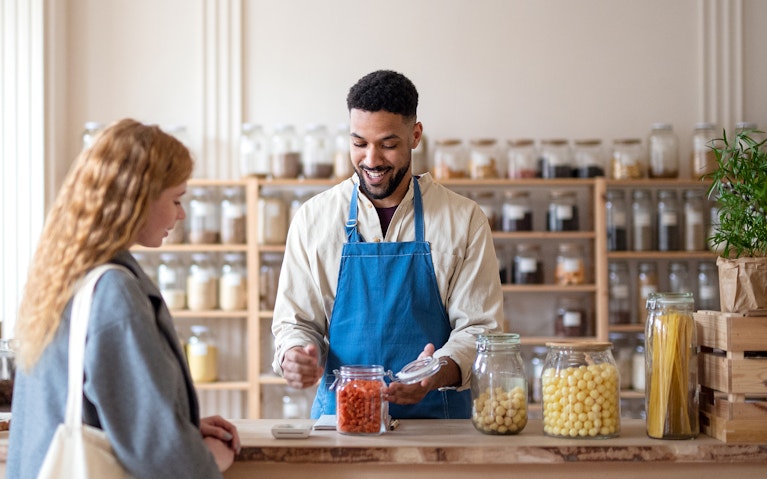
349,109 -> 422,208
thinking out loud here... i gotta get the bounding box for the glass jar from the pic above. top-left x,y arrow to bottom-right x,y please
608,261 -> 631,325
270,124 -> 301,179
220,253 -> 247,311
432,138 -> 468,179
632,336 -> 646,392
573,139 -> 605,178
501,190 -> 533,232
513,243 -> 543,284
547,190 -> 579,231
542,342 -> 621,438
647,123 -> 679,178
240,123 -> 270,177
333,365 -> 388,435
637,262 -> 658,322
555,243 -> 586,285
220,186 -> 247,245
540,139 -> 572,178
529,346 -> 548,404
668,261 -> 691,294
302,123 -> 333,179
606,190 -> 628,251
468,138 -> 500,179
81,121 -> 104,151
332,123 -> 354,179
186,325 -> 218,383
506,139 -> 538,178
158,253 -> 186,310
657,190 -> 680,251
259,253 -> 283,310
472,191 -> 499,230
555,296 -> 587,337
644,292 -> 699,439
609,332 -> 634,391
610,138 -> 645,179
470,333 -> 528,435
412,132 -> 429,175
697,262 -> 719,311
257,192 -> 288,245
187,253 -> 218,311
631,189 -> 653,251
683,189 -> 706,251
690,122 -> 718,179
188,187 -> 220,245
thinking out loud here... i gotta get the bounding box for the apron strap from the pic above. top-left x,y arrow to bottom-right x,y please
346,177 -> 424,243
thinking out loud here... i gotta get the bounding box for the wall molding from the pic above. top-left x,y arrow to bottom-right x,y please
699,0 -> 744,130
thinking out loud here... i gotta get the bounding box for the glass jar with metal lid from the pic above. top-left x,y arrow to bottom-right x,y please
541,341 -> 621,438
502,190 -> 533,232
513,243 -> 544,284
690,122 -> 718,179
608,261 -> 631,324
158,253 -> 186,310
468,138 -> 500,179
257,191 -> 288,245
547,190 -> 579,231
631,189 -> 653,251
605,190 -> 628,251
573,139 -> 605,178
270,124 -> 302,179
432,138 -> 468,179
647,123 -> 679,178
219,253 -> 247,311
187,253 -> 218,311
302,123 -> 333,179
656,190 -> 680,251
555,243 -> 586,285
507,139 -> 538,178
644,292 -> 698,439
332,123 -> 354,179
220,186 -> 246,245
188,187 -> 220,244
610,138 -> 645,179
683,189 -> 705,251
540,139 -> 572,178
186,325 -> 218,383
471,333 -> 528,435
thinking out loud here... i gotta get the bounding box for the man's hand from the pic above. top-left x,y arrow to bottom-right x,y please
383,343 -> 461,405
281,344 -> 324,388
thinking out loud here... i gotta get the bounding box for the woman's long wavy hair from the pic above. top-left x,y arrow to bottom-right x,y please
16,119 -> 193,369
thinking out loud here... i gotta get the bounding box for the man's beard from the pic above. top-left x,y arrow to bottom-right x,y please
356,160 -> 411,201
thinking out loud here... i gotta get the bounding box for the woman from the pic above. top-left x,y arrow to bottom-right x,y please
8,119 -> 240,478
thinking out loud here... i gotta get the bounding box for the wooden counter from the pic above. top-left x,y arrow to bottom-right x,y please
225,419 -> 767,479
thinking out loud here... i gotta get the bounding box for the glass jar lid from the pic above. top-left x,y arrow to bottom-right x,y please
394,356 -> 447,384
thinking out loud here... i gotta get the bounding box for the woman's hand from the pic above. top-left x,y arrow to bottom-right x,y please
201,415 -> 241,472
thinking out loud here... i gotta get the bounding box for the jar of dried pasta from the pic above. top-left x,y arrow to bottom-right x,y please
542,342 -> 621,438
332,365 -> 388,435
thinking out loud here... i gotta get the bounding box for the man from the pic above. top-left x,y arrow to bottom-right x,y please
272,70 -> 503,419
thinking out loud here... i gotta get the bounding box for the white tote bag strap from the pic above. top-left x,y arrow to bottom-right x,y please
64,264 -> 130,428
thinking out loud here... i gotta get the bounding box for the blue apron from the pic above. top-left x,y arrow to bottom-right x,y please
311,178 -> 471,419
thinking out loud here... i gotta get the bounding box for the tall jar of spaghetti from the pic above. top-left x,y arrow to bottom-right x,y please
332,365 -> 388,435
644,292 -> 698,439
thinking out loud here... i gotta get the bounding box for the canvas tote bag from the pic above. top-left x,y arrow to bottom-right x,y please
37,264 -> 133,479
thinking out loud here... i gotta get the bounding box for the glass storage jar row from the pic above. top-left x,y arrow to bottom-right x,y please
608,260 -> 719,325
135,252 -> 248,312
497,242 -> 590,285
474,190 -> 582,232
163,186 -> 247,245
606,188 -> 713,252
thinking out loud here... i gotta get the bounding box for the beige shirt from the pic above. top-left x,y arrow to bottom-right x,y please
271,173 -> 503,389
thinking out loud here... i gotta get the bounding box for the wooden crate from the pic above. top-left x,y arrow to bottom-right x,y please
693,310 -> 767,443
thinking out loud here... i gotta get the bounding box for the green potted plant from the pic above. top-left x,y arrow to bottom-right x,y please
705,128 -> 767,312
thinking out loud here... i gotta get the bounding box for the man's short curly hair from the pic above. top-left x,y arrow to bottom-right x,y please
346,70 -> 418,120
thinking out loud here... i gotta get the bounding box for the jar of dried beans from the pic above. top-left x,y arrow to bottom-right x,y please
189,187 -> 221,244
332,365 -> 388,435
220,186 -> 246,244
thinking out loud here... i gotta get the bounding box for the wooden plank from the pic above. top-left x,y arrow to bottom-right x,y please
700,388 -> 767,420
700,409 -> 767,443
694,310 -> 767,351
699,351 -> 767,394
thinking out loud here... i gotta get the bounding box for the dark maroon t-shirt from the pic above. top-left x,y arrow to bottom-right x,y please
376,206 -> 398,237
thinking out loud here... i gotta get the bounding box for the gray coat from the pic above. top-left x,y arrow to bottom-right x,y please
8,251 -> 223,478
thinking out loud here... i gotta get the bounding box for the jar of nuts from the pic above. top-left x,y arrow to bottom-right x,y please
542,342 -> 621,439
555,243 -> 586,285
470,333 -> 528,435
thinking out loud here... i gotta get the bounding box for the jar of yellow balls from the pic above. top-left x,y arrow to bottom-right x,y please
542,342 -> 621,439
470,333 -> 528,435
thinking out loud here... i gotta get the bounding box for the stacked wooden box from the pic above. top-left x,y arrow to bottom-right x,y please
693,310 -> 767,443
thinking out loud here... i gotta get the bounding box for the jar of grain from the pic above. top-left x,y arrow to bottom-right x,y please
470,333 -> 528,435
502,190 -> 533,232
432,138 -> 468,179
302,123 -> 333,178
257,192 -> 288,245
555,243 -> 586,285
270,124 -> 301,179
188,187 -> 220,244
605,190 -> 628,251
631,189 -> 653,251
186,325 -> 218,383
506,139 -> 538,179
683,189 -> 705,251
240,123 -> 270,177
610,138 -> 645,179
469,138 -> 500,179
573,139 -> 605,178
187,253 -> 218,311
554,295 -> 588,337
647,123 -> 679,178
220,186 -> 246,244
656,190 -> 680,251
547,190 -> 579,232
690,122 -> 718,179
542,342 -> 621,438
158,253 -> 186,310
540,139 -> 572,178
220,253 -> 247,311
608,261 -> 631,325
259,253 -> 282,310
513,243 -> 543,284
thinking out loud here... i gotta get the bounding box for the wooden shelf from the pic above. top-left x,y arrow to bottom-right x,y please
195,381 -> 250,391
501,284 -> 598,293
133,244 -> 248,253
170,309 -> 248,319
